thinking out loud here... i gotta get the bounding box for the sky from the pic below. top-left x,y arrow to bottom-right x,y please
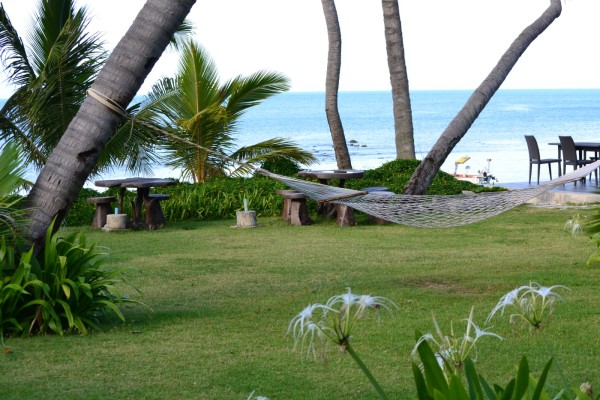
1,0 -> 599,98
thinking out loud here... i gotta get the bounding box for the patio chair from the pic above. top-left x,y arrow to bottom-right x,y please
559,135 -> 598,185
525,135 -> 562,185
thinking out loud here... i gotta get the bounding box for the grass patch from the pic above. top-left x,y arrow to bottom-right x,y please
1,206 -> 599,399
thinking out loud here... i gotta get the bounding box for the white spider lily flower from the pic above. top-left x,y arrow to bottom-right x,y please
413,308 -> 502,374
486,285 -> 529,324
325,287 -> 359,312
289,289 -> 397,362
287,303 -> 334,340
487,282 -> 570,329
355,294 -> 398,319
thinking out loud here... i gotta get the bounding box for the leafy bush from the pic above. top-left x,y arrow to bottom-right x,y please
158,177 -> 289,221
345,159 -> 505,194
0,221 -> 132,336
412,337 -> 563,400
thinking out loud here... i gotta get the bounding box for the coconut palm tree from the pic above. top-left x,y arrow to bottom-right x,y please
405,0 -> 562,194
25,0 -> 196,247
321,0 -> 352,170
381,0 -> 415,159
0,1 -> 195,177
135,40 -> 315,183
0,0 -> 106,169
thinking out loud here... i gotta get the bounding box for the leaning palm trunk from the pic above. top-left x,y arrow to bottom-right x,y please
321,0 -> 352,170
25,0 -> 196,248
381,0 -> 414,159
404,0 -> 561,195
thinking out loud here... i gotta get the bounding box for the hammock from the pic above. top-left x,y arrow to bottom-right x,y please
257,160 -> 600,228
87,88 -> 600,229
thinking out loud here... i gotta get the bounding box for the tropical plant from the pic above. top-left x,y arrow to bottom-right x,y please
25,0 -> 195,246
320,0 -> 352,169
136,40 -> 315,183
412,337 -> 563,400
288,288 -> 397,399
0,143 -> 29,246
412,307 -> 503,375
0,0 -> 106,169
405,0 -> 562,194
381,0 -> 415,159
1,219 -> 133,337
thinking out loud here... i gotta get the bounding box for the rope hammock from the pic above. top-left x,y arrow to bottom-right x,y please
258,163 -> 600,228
87,89 -> 600,228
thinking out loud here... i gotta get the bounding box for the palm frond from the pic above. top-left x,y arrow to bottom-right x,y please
0,4 -> 35,86
224,71 -> 290,116
228,138 -> 316,176
169,19 -> 195,51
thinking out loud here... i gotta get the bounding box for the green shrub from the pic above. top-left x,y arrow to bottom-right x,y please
159,177 -> 289,221
345,159 -> 505,195
0,221 -> 132,336
260,158 -> 301,176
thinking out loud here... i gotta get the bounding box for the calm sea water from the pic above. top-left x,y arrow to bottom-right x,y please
237,89 -> 600,184
10,89 -> 600,185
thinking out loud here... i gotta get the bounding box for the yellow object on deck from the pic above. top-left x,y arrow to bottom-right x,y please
455,156 -> 471,165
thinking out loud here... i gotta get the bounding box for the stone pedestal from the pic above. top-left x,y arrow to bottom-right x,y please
103,214 -> 128,231
236,210 -> 258,228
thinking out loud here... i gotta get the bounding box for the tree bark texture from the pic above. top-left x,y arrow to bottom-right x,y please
381,0 -> 415,159
321,0 -> 352,170
404,0 -> 562,195
25,0 -> 196,246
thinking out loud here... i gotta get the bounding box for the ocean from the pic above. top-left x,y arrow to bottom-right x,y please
11,89 -> 600,185
237,89 -> 600,184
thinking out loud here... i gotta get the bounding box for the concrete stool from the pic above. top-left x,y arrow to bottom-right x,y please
276,189 -> 298,221
284,192 -> 312,226
144,194 -> 170,229
87,196 -> 116,228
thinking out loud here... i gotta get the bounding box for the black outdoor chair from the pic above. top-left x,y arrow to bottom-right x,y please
559,135 -> 598,185
525,135 -> 561,185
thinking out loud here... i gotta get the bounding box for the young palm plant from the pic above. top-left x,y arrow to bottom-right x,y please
0,0 -> 194,177
0,0 -> 106,169
135,40 -> 316,183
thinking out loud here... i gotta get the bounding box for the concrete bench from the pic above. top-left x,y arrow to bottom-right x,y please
144,193 -> 170,229
277,190 -> 312,226
87,196 -> 116,228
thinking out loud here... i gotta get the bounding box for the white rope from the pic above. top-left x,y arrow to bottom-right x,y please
88,88 -> 599,228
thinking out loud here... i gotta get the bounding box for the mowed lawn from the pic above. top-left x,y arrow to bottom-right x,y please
2,205 -> 599,399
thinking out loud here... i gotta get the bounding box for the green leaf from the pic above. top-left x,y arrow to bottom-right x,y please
513,356 -> 530,399
464,358 -> 485,400
413,363 -> 432,400
414,334 -> 449,395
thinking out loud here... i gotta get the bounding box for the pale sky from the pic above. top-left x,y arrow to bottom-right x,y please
1,0 -> 599,98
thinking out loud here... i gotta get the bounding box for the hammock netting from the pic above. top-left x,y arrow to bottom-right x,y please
257,160 -> 600,228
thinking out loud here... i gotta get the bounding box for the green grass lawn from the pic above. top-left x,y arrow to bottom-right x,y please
2,206 -> 599,399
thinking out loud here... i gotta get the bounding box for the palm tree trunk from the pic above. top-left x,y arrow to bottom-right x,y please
25,0 -> 196,247
321,0 -> 352,170
381,0 -> 415,159
404,0 -> 561,195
